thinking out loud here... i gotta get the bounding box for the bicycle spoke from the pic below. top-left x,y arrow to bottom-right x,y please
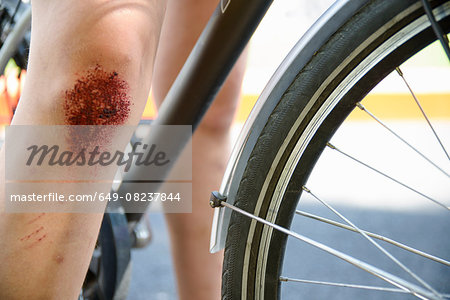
220,201 -> 441,300
421,0 -> 450,61
326,143 -> 450,211
296,210 -> 450,267
302,186 -> 444,299
280,277 -> 450,297
356,102 -> 449,178
280,276 -> 407,292
395,67 -> 450,161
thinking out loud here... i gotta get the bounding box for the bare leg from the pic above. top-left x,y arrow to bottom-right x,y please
153,0 -> 247,299
0,1 -> 166,299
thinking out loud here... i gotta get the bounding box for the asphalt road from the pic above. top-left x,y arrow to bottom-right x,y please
127,204 -> 450,299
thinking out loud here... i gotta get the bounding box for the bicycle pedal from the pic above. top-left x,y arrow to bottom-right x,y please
132,215 -> 152,248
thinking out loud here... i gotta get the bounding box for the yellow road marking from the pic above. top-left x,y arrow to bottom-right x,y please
234,94 -> 450,122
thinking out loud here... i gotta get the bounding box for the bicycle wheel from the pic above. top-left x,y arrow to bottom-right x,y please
222,0 -> 450,299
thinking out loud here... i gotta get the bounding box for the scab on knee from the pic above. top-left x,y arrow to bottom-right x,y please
64,65 -> 131,125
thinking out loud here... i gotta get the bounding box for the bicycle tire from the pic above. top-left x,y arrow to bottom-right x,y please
222,0 -> 450,299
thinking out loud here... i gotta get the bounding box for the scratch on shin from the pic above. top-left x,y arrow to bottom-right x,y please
19,226 -> 45,241
26,213 -> 46,225
25,234 -> 48,249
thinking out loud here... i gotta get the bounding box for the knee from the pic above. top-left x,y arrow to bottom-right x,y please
199,51 -> 247,134
199,69 -> 246,134
200,97 -> 238,134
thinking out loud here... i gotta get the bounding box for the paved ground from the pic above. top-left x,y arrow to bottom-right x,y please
128,203 -> 450,299
129,205 -> 450,300
128,214 -> 177,300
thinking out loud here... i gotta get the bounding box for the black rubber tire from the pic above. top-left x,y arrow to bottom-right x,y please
222,0 -> 450,299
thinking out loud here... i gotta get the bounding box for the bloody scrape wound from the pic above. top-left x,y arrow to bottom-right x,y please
64,65 -> 131,125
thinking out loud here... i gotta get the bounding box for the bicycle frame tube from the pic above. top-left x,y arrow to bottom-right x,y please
0,5 -> 31,71
118,0 -> 274,222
